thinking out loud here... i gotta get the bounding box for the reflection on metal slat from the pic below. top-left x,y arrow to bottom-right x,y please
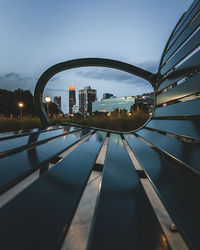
0,129 -> 92,195
161,29 -> 200,75
0,126 -> 63,141
154,98 -> 200,117
166,1 -> 200,52
124,134 -> 200,250
136,128 -> 200,175
146,119 -> 200,141
0,126 -> 76,157
0,131 -> 107,250
61,136 -> 108,250
88,133 -> 169,250
163,13 -> 200,64
157,74 -> 200,105
123,138 -> 188,250
158,50 -> 200,91
0,133 -> 94,209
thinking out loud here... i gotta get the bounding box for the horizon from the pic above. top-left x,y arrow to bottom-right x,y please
0,0 -> 193,112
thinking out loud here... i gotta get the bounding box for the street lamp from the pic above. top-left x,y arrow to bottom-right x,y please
18,102 -> 24,117
45,96 -> 51,117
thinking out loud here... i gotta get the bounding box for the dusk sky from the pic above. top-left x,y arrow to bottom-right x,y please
0,0 -> 193,112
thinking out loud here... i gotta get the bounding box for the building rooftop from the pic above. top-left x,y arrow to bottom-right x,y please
69,84 -> 75,91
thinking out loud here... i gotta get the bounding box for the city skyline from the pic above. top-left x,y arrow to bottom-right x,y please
0,0 -> 193,113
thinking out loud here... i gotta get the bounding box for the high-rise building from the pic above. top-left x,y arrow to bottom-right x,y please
69,84 -> 76,114
53,96 -> 61,111
103,93 -> 114,99
79,86 -> 96,115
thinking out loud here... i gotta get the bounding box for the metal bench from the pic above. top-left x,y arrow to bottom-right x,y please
1,1 -> 200,249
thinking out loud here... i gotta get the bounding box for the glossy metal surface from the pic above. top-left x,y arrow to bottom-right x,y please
147,119 -> 200,141
136,128 -> 200,175
125,133 -> 200,250
154,98 -> 200,117
0,2 -> 199,250
165,0 -> 200,53
161,29 -> 200,75
33,58 -> 156,126
157,74 -> 200,105
0,128 -> 39,139
0,128 -> 92,194
0,126 -> 74,156
0,131 -> 106,250
163,6 -> 200,64
88,133 -> 169,250
158,50 -> 200,91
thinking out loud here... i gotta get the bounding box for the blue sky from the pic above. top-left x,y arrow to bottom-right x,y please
0,0 -> 193,112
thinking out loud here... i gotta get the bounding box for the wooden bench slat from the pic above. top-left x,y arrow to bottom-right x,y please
136,128 -> 200,175
88,133 -> 169,250
147,119 -> 200,141
153,98 -> 200,118
0,131 -> 106,250
125,133 -> 200,250
0,129 -> 92,194
156,74 -> 200,105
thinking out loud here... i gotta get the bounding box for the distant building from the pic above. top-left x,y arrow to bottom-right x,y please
92,96 -> 135,113
69,84 -> 76,114
72,104 -> 79,114
53,96 -> 61,111
79,86 -> 96,115
103,93 -> 114,99
132,95 -> 154,113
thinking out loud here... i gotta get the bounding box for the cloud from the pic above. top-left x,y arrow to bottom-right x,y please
76,60 -> 159,85
45,87 -> 67,92
137,60 -> 159,73
0,73 -> 38,93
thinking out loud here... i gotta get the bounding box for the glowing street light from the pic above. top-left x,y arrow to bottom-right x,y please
45,96 -> 51,117
18,102 -> 24,117
45,96 -> 51,103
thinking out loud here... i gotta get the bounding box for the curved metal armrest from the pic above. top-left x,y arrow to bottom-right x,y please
34,58 -> 157,126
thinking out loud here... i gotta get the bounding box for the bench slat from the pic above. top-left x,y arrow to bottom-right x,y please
153,98 -> 200,117
161,29 -> 200,75
125,133 -> 200,250
165,0 -> 200,55
136,128 -> 200,175
0,126 -> 75,157
88,133 -> 169,250
146,119 -> 200,141
0,129 -> 92,194
163,11 -> 200,65
0,131 -> 106,250
158,50 -> 200,91
156,74 -> 200,105
0,126 -> 63,140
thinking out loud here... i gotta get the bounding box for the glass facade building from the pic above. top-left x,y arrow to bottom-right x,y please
92,96 -> 135,112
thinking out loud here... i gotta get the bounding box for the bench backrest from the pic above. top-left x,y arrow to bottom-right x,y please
0,1 -> 200,250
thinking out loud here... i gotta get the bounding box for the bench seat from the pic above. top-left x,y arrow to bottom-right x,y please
1,1 -> 200,249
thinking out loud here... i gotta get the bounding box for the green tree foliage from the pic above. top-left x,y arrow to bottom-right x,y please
0,88 -> 59,117
0,88 -> 36,117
